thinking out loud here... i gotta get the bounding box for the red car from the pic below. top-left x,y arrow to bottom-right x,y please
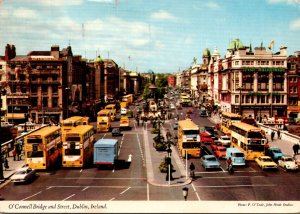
200,131 -> 213,144
210,140 -> 222,151
214,145 -> 227,159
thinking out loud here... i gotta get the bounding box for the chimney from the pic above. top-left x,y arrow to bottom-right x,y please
51,45 -> 60,59
5,44 -> 16,62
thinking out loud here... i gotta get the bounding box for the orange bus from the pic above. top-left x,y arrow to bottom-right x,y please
24,126 -> 62,170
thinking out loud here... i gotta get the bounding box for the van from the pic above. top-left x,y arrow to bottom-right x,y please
94,139 -> 119,166
226,148 -> 246,166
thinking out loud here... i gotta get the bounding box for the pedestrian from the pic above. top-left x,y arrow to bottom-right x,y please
166,129 -> 172,141
4,145 -> 9,158
293,144 -> 298,156
189,162 -> 195,178
296,144 -> 300,155
277,129 -> 281,140
12,149 -> 17,161
271,131 -> 275,141
226,157 -> 232,169
4,157 -> 9,170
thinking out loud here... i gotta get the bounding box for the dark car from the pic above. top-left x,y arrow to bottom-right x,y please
111,127 -> 123,136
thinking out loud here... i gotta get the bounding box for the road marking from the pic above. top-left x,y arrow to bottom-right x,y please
195,170 -> 259,174
120,187 -> 131,194
82,186 -> 89,191
46,187 -> 53,190
62,194 -> 75,201
194,184 -> 276,188
47,185 -> 146,188
198,175 -> 265,179
80,169 -> 83,173
21,191 -> 42,201
58,177 -> 146,180
191,183 -> 201,201
137,134 -> 145,167
109,197 -> 115,201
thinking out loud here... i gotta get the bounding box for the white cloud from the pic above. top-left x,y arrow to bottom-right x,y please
151,10 -> 176,20
12,7 -> 38,19
32,0 -> 83,6
87,0 -> 115,3
206,2 -> 220,9
290,18 -> 300,30
266,0 -> 297,5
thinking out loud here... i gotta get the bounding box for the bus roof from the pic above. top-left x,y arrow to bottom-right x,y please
65,125 -> 94,135
231,122 -> 261,132
27,126 -> 60,137
105,104 -> 116,108
98,109 -> 111,114
61,116 -> 84,123
95,138 -> 118,146
221,112 -> 242,118
178,119 -> 199,130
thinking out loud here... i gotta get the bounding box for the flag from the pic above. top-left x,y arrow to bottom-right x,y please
268,40 -> 275,50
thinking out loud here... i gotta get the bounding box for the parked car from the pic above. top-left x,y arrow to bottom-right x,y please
200,155 -> 221,170
265,147 -> 284,161
111,127 -> 123,136
214,145 -> 227,159
10,167 -> 36,183
255,156 -> 278,170
219,135 -> 231,147
278,155 -> 298,171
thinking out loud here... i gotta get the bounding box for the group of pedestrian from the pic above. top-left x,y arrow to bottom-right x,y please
270,130 -> 281,141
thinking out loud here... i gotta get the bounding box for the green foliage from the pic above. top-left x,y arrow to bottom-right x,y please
159,156 -> 175,173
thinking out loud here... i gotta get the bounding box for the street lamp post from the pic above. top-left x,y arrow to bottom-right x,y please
238,86 -> 243,115
65,87 -> 70,119
0,85 -> 7,181
167,144 -> 172,185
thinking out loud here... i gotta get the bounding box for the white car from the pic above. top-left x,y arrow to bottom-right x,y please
278,155 -> 298,171
121,107 -> 127,115
219,135 -> 231,147
10,167 -> 36,183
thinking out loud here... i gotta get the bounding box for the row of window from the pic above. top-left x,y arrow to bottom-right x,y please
237,60 -> 285,66
234,95 -> 285,104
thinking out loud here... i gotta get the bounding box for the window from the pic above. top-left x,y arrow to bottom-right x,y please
235,61 -> 239,66
52,98 -> 58,108
235,95 -> 239,103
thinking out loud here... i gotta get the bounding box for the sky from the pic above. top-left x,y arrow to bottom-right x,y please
0,0 -> 300,73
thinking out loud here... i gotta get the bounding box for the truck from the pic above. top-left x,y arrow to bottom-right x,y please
94,139 -> 119,166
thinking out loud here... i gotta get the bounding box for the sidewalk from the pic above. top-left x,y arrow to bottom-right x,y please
143,122 -> 192,187
0,150 -> 25,185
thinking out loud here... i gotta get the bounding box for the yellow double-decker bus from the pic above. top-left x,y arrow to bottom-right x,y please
105,104 -> 116,121
62,125 -> 95,168
97,109 -> 112,132
24,126 -> 62,170
220,112 -> 242,135
61,116 -> 86,136
177,119 -> 201,158
229,122 -> 267,161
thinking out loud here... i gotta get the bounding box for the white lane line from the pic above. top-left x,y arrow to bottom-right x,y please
46,186 -> 52,190
109,197 -> 115,201
194,184 -> 276,188
191,183 -> 201,201
137,134 -> 145,167
58,177 -> 145,180
47,185 -> 146,188
147,183 -> 149,201
21,191 -> 42,201
62,194 -> 75,201
198,175 -> 265,179
120,187 -> 131,195
82,186 -> 89,191
80,169 -> 83,173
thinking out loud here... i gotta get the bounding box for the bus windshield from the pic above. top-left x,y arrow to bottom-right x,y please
183,130 -> 199,135
65,149 -> 81,156
248,131 -> 263,138
66,137 -> 81,141
27,139 -> 43,144
182,142 -> 200,148
27,151 -> 44,158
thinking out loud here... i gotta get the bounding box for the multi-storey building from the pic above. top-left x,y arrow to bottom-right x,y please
167,75 -> 176,87
213,38 -> 288,120
287,51 -> 300,123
